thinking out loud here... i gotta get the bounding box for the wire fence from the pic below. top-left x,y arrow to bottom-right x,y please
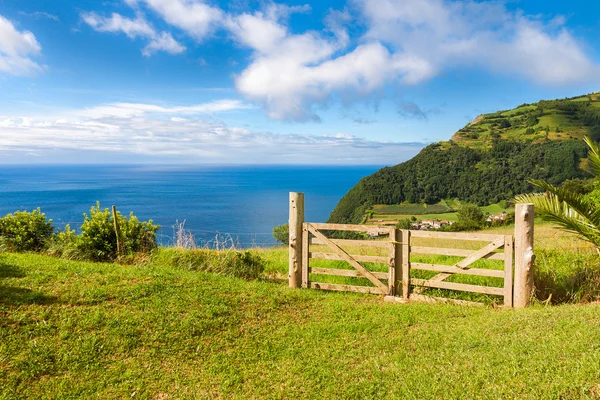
52,220 -> 281,250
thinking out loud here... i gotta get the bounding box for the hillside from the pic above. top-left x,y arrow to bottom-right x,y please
329,92 -> 600,224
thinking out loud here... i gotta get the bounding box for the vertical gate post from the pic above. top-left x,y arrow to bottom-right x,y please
514,203 -> 535,308
389,228 -> 401,296
401,230 -> 411,300
288,192 -> 304,288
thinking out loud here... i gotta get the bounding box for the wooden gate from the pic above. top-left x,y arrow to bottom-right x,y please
302,223 -> 395,295
288,192 -> 535,308
408,230 -> 513,307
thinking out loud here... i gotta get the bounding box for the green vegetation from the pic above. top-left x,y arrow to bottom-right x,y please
151,248 -> 265,280
272,223 -> 289,245
516,136 -> 600,248
0,208 -> 54,252
454,92 -> 600,146
373,202 -> 452,215
2,246 -> 600,398
0,202 -> 160,262
330,93 -> 596,224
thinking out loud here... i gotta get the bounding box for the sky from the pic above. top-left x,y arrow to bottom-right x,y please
0,0 -> 599,165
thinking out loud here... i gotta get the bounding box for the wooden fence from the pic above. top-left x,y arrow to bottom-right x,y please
288,192 -> 535,308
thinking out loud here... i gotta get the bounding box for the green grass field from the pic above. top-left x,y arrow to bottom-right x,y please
3,251 -> 600,399
2,224 -> 600,398
368,201 -> 509,225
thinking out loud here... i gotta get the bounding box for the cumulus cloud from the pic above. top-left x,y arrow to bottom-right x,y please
0,100 -> 423,164
359,0 -> 599,86
131,0 -> 223,40
82,12 -> 185,56
0,15 -> 43,75
79,0 -> 600,121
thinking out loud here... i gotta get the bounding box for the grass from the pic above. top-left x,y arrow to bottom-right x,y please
4,252 -> 600,398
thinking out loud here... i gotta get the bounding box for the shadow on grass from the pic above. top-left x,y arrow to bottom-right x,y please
0,257 -> 58,305
0,286 -> 58,306
0,261 -> 26,278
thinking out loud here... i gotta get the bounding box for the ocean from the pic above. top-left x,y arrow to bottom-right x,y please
0,165 -> 380,248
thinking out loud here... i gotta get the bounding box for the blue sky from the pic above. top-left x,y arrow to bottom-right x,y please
0,0 -> 599,164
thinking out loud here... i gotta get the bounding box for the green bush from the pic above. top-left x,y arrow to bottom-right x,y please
395,218 -> 412,230
56,202 -> 159,262
272,223 -> 289,245
0,209 -> 54,252
151,248 -> 265,280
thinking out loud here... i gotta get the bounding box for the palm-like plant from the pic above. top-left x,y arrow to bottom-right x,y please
515,136 -> 600,248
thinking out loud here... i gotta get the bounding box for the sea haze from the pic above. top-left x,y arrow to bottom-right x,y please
0,165 -> 381,248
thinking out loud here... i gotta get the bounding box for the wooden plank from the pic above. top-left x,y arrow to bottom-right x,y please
504,235 -> 514,308
301,223 -> 309,288
309,237 -> 389,248
310,282 -> 383,294
411,246 -> 505,261
309,252 -> 388,264
412,271 -> 451,294
409,293 -> 485,307
411,263 -> 505,278
402,230 -> 410,300
307,225 -> 388,293
411,278 -> 504,296
310,267 -> 388,280
309,223 -> 390,233
455,238 -> 505,269
410,230 -> 504,242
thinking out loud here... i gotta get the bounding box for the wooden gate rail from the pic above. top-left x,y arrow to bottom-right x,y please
302,222 -> 392,295
288,192 -> 535,309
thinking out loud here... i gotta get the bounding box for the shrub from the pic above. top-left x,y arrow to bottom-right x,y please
396,218 -> 412,230
272,223 -> 289,245
151,248 -> 265,280
0,209 -> 54,252
69,202 -> 159,262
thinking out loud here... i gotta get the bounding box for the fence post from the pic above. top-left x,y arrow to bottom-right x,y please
514,203 -> 535,308
402,230 -> 411,300
388,228 -> 400,296
112,205 -> 122,257
288,192 -> 304,288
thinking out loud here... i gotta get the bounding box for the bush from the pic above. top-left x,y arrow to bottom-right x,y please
58,202 -> 159,262
272,223 -> 289,245
151,248 -> 265,280
0,209 -> 54,252
443,204 -> 487,231
396,218 -> 412,230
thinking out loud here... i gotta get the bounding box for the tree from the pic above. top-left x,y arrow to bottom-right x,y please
272,223 -> 289,245
457,203 -> 486,227
396,218 -> 412,230
515,136 -> 600,248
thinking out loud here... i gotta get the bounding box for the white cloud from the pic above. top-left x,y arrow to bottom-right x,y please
136,0 -> 223,40
82,12 -> 185,56
0,15 -> 43,76
78,0 -> 600,121
19,11 -> 59,22
358,0 -> 599,86
0,101 -> 423,164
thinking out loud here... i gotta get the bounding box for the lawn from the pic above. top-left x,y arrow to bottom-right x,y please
3,243 -> 600,399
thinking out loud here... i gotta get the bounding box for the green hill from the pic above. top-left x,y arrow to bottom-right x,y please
329,92 -> 600,224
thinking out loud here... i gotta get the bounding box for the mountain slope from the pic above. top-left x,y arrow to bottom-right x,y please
329,93 -> 600,224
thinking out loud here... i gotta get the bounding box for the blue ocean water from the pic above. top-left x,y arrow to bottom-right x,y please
0,165 -> 380,248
